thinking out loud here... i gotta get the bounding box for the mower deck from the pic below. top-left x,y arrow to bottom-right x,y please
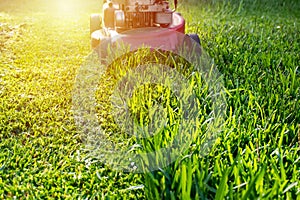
91,12 -> 186,51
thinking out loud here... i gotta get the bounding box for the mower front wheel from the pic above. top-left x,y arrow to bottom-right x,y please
187,33 -> 201,45
90,14 -> 102,35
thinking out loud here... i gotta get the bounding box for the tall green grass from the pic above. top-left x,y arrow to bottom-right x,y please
140,0 -> 300,199
0,0 -> 299,199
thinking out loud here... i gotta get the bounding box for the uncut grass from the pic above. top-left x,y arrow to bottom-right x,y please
94,49 -> 210,166
143,1 -> 300,199
1,0 -> 300,199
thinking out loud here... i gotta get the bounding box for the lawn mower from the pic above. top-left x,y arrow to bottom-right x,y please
74,0 -> 223,173
90,0 -> 201,53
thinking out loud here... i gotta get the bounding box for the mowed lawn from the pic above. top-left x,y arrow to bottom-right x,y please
0,0 -> 300,199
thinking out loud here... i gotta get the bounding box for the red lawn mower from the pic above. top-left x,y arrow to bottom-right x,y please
90,0 -> 200,53
74,0 -> 219,173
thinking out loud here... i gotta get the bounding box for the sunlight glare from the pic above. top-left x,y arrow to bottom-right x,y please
47,0 -> 87,16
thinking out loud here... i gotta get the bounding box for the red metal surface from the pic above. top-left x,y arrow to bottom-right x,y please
91,12 -> 185,50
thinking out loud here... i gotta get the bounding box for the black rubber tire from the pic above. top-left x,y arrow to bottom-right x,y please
187,33 -> 201,45
90,14 -> 102,35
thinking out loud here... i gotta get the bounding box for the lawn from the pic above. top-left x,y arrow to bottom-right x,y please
0,0 -> 299,199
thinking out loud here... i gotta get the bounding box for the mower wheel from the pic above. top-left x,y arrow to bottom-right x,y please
90,14 -> 102,35
188,34 -> 201,45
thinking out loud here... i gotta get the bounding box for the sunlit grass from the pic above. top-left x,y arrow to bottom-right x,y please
0,0 -> 299,199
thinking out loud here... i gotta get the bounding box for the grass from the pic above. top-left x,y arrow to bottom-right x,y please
0,0 -> 300,199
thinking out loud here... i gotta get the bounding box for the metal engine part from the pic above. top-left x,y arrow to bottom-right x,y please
103,0 -> 173,32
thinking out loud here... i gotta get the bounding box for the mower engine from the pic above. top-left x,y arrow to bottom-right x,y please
90,0 -> 200,52
103,0 -> 173,31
